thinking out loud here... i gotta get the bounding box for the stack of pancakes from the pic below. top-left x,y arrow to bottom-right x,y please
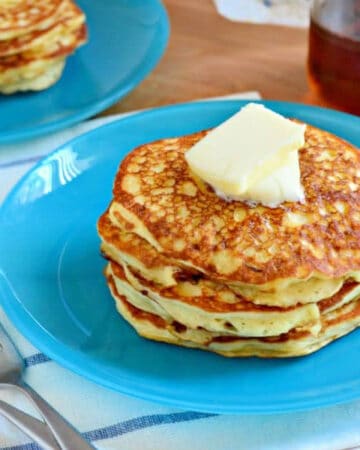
0,0 -> 87,94
98,123 -> 360,357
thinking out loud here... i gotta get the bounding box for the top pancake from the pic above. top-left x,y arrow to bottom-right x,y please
0,0 -> 64,41
113,124 -> 360,286
0,0 -> 84,57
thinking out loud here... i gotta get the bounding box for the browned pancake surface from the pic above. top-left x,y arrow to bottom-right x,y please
0,0 -> 63,38
113,125 -> 360,285
0,0 -> 84,56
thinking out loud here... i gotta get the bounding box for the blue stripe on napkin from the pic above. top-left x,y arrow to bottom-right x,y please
5,355 -> 217,450
84,411 -> 216,442
2,444 -> 39,450
2,411 -> 216,450
24,353 -> 51,367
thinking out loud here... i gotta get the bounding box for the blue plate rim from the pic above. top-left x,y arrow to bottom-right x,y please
0,0 -> 170,145
1,99 -> 360,415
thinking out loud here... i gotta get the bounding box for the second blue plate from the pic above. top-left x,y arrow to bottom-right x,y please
0,0 -> 169,143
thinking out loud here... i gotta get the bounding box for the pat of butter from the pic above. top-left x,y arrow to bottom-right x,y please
185,103 -> 306,206
214,151 -> 304,207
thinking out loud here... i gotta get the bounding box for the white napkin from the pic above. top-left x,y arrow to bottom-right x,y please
1,91 -> 359,450
214,0 -> 312,27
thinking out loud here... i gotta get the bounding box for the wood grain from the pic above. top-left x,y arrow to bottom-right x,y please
102,0 -> 317,117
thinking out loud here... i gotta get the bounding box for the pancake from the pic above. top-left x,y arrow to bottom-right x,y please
0,0 -> 85,57
111,125 -> 360,291
108,261 -> 322,338
107,270 -> 360,358
0,0 -> 64,41
98,115 -> 360,357
100,211 -> 360,315
0,0 -> 87,94
0,23 -> 86,87
102,208 -> 353,307
98,212 -> 185,287
0,57 -> 64,93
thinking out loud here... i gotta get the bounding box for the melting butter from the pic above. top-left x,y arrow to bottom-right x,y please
185,103 -> 306,207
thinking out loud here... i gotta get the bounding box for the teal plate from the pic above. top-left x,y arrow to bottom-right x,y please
1,100 -> 360,414
0,0 -> 169,143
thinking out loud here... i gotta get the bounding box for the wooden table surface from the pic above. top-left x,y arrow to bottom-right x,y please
103,0 -> 317,116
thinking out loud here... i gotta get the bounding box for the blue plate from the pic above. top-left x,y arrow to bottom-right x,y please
1,100 -> 360,414
0,0 -> 169,144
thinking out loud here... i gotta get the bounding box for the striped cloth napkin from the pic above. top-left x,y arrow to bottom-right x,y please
1,92 -> 360,450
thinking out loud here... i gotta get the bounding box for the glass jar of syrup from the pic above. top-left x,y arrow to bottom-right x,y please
308,0 -> 360,115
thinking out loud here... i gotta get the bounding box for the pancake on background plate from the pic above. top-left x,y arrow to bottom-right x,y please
0,0 -> 87,94
98,122 -> 360,357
